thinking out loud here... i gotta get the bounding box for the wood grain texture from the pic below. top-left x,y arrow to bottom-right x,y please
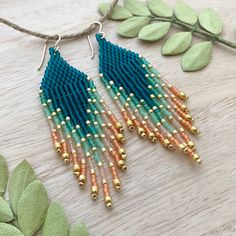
0,0 -> 236,235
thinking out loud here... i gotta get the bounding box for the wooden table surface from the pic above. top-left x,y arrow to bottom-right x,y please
0,0 -> 236,235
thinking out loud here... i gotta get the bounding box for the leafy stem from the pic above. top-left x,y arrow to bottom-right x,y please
150,16 -> 236,49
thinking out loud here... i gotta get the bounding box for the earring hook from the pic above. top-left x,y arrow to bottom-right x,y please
87,21 -> 105,59
37,39 -> 49,71
37,35 -> 62,71
54,35 -> 62,51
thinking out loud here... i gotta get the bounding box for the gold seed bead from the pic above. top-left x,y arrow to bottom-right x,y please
91,186 -> 98,199
127,120 -> 134,131
188,141 -> 195,149
78,175 -> 86,188
73,164 -> 80,177
118,160 -> 127,171
113,179 -> 121,190
138,127 -> 146,138
185,114 -> 193,121
178,144 -> 186,152
105,196 -> 112,208
190,126 -> 200,134
117,133 -> 126,143
179,92 -> 188,101
119,148 -> 126,156
193,153 -> 202,164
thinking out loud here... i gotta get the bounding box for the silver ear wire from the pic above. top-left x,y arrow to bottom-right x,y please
87,35 -> 95,59
87,21 -> 105,60
54,35 -> 62,51
37,39 -> 49,71
37,35 -> 62,71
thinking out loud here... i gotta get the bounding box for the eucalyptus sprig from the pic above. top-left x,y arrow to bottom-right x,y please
99,0 -> 236,72
0,155 -> 89,236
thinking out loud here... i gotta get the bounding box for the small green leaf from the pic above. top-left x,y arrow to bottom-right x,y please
199,8 -> 223,35
42,202 -> 69,236
147,0 -> 173,17
174,1 -> 197,25
124,0 -> 151,16
0,223 -> 24,236
117,16 -> 150,37
0,155 -> 8,196
0,197 -> 13,223
138,22 -> 171,41
17,180 -> 48,236
162,32 -> 192,55
9,160 -> 37,214
69,223 -> 89,236
98,3 -> 132,20
181,41 -> 213,71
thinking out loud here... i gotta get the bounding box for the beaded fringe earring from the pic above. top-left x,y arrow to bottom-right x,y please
95,33 -> 202,164
39,45 -> 127,208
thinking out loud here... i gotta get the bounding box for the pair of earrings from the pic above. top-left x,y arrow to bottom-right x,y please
39,22 -> 201,208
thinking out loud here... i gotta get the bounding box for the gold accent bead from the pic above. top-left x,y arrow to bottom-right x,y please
54,142 -> 61,154
181,104 -> 187,111
193,153 -> 202,164
148,132 -> 156,142
73,164 -> 80,177
113,179 -> 121,190
190,126 -> 200,134
163,139 -> 170,147
62,153 -> 70,164
91,186 -> 98,199
178,92 -> 188,101
185,114 -> 193,121
119,148 -> 126,156
117,133 -> 126,143
138,127 -> 146,138
118,160 -> 127,171
188,141 -> 195,149
168,144 -> 174,151
116,122 -> 124,132
105,196 -> 112,208
127,120 -> 134,131
78,175 -> 86,188
178,144 -> 186,152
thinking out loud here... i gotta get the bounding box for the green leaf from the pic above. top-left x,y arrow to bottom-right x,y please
199,8 -> 223,35
181,41 -> 213,71
162,32 -> 192,55
0,223 -> 24,236
98,3 -> 132,20
0,197 -> 13,223
9,160 -> 37,214
69,223 -> 89,236
0,155 -> 8,196
138,22 -> 171,41
124,0 -> 151,16
42,202 -> 69,236
17,180 -> 48,236
174,0 -> 197,25
147,0 -> 173,17
117,16 -> 150,37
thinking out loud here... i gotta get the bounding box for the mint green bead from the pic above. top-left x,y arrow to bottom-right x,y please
163,121 -> 174,133
72,132 -> 80,144
40,94 -> 47,104
52,115 -> 61,127
43,107 -> 51,117
82,141 -> 91,154
93,150 -> 101,163
63,124 -> 71,136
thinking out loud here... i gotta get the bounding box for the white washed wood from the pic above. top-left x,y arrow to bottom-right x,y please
0,0 -> 236,235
